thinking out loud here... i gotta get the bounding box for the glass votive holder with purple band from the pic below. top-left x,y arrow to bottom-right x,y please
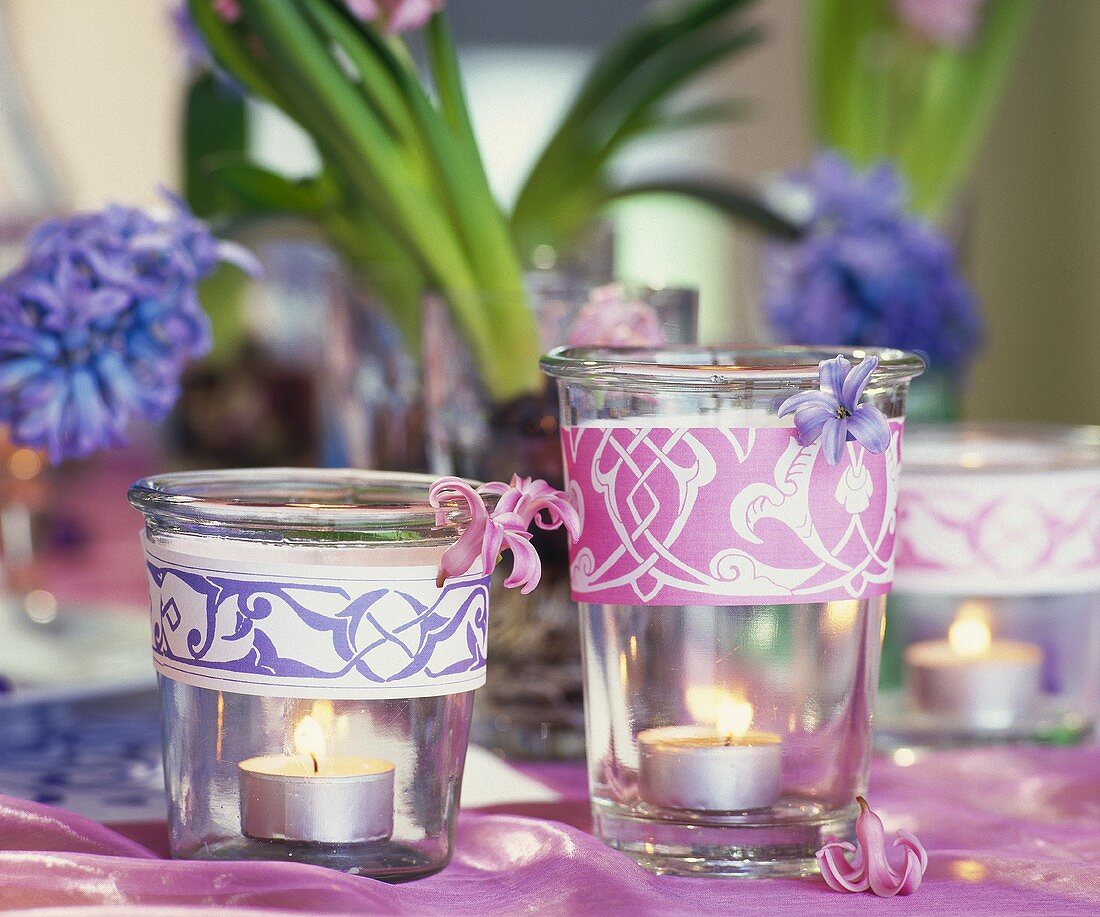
541,345 -> 924,878
128,470 -> 490,881
877,424 -> 1100,751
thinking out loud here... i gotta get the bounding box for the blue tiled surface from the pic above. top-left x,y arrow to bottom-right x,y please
0,690 -> 165,822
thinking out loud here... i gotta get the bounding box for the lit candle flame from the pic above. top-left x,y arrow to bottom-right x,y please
685,686 -> 755,739
717,696 -> 754,739
310,699 -> 335,730
293,715 -> 327,772
948,602 -> 992,658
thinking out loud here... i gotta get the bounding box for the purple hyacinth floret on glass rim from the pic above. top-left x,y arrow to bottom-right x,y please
0,191 -> 257,463
779,355 -> 891,466
763,151 -> 982,377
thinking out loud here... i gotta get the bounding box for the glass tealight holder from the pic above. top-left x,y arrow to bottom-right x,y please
128,470 -> 491,881
878,424 -> 1100,750
542,345 -> 924,878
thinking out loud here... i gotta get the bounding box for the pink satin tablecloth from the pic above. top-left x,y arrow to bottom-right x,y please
2,746 -> 1100,915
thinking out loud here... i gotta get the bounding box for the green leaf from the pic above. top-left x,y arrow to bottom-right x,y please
183,73 -> 248,218
513,0 -> 761,262
301,0 -> 422,148
809,0 -> 894,160
808,0 -> 1034,219
898,0 -> 1035,216
204,160 -> 337,216
562,0 -> 754,128
189,1 -> 543,402
197,257 -> 250,365
187,0 -> 283,104
425,13 -> 477,139
590,27 -> 761,164
239,3 -> 478,292
623,99 -> 752,142
607,179 -> 802,239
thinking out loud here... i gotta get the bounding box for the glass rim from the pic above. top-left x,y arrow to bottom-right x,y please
539,345 -> 925,389
901,422 -> 1100,475
128,468 -> 481,531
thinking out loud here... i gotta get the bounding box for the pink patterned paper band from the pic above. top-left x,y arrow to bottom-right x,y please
894,470 -> 1100,594
561,418 -> 904,607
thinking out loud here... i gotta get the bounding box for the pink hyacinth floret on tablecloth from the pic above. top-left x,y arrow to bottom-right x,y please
817,796 -> 928,897
429,475 -> 577,595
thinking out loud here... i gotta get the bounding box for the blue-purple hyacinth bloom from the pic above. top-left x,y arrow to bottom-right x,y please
763,152 -> 982,376
0,193 -> 256,463
779,355 -> 890,466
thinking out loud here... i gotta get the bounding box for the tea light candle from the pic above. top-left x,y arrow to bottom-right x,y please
637,691 -> 782,811
905,603 -> 1043,728
239,714 -> 395,844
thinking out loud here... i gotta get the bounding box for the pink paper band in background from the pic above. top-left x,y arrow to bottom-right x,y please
561,420 -> 904,607
894,470 -> 1100,595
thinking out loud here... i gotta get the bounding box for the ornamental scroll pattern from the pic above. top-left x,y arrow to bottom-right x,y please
894,472 -> 1100,594
144,549 -> 489,699
561,421 -> 904,607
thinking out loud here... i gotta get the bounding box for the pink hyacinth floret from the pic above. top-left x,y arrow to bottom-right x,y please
345,0 -> 444,34
212,0 -> 242,23
428,475 -> 578,595
817,796 -> 928,897
566,283 -> 667,348
478,475 -> 580,537
893,0 -> 987,48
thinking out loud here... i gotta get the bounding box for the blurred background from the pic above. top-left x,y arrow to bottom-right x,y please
0,0 -> 1096,757
3,0 -> 1096,422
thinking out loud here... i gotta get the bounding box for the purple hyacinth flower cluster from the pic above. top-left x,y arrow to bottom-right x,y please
763,152 -> 982,376
0,193 -> 257,463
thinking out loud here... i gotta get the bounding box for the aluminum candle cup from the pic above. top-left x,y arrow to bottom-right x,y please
905,640 -> 1042,728
239,755 -> 395,844
239,712 -> 395,844
878,425 -> 1100,749
542,345 -> 924,878
128,470 -> 491,880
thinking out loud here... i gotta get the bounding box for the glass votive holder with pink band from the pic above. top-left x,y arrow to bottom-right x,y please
877,424 -> 1100,751
541,345 -> 924,878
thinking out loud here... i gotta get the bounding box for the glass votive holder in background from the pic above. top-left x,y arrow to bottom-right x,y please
878,424 -> 1100,750
128,470 -> 490,881
542,345 -> 924,878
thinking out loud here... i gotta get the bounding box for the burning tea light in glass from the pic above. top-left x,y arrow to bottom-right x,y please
239,712 -> 395,844
638,688 -> 782,811
129,469 -> 574,878
879,424 -> 1100,749
905,602 -> 1043,728
543,346 -> 924,877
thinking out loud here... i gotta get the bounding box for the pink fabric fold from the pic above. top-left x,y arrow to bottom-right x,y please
6,746 -> 1100,915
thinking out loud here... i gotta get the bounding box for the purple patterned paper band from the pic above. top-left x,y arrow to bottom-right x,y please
561,418 -> 904,607
894,470 -> 1100,594
142,538 -> 489,699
